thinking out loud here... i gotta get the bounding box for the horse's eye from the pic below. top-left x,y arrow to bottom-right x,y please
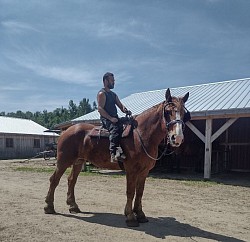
165,110 -> 171,117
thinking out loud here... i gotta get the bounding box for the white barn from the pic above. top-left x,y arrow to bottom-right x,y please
0,116 -> 59,159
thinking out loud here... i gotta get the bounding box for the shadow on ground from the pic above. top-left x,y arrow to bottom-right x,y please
98,169 -> 250,188
56,211 -> 244,241
149,171 -> 250,188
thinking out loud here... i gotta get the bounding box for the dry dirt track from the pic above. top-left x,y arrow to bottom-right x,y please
0,159 -> 250,242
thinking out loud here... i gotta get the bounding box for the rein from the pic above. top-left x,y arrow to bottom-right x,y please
134,128 -> 175,161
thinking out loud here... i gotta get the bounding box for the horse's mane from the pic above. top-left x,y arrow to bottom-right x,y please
134,101 -> 164,119
132,95 -> 183,121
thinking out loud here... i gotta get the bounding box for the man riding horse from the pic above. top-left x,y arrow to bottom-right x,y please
97,72 -> 132,163
44,76 -> 190,227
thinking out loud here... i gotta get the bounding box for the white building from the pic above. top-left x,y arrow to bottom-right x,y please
0,116 -> 59,159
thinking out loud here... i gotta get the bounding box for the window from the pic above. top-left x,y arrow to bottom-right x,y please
6,138 -> 14,148
34,139 -> 40,148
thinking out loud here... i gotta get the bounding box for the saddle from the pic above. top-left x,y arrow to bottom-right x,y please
88,117 -> 134,138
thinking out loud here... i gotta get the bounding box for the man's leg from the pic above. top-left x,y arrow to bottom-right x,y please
109,123 -> 120,163
101,118 -> 123,163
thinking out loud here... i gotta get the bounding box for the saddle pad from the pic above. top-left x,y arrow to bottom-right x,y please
88,125 -> 132,138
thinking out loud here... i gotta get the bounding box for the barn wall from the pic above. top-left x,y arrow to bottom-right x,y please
0,133 -> 57,159
218,117 -> 250,171
157,117 -> 250,173
190,117 -> 250,172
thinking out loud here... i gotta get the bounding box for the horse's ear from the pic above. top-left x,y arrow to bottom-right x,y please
182,92 -> 189,103
165,88 -> 172,102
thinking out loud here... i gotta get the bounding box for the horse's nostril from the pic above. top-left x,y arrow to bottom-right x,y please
175,135 -> 184,144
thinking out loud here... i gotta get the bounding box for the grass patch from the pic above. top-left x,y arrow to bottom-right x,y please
13,166 -> 56,173
13,166 -> 100,176
147,176 -> 219,187
180,180 -> 219,187
12,166 -> 126,178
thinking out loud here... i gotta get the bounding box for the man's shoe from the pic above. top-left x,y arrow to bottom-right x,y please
116,147 -> 126,160
110,154 -> 118,163
119,153 -> 126,159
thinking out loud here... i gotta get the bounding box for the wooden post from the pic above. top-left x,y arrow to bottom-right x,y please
204,119 -> 212,179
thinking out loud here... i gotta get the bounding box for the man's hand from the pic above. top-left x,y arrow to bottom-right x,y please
123,107 -> 132,115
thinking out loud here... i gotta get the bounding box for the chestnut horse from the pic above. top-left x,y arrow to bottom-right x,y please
44,88 -> 189,227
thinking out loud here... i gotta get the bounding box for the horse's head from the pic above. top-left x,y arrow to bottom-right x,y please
164,88 -> 189,147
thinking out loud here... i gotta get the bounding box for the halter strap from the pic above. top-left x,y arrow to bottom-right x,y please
163,102 -> 185,131
134,102 -> 186,161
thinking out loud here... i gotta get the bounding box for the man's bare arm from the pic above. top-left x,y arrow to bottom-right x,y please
116,95 -> 130,114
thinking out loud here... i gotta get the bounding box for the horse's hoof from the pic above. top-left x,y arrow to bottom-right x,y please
69,207 -> 81,213
137,216 -> 149,223
44,205 -> 56,214
126,219 -> 140,227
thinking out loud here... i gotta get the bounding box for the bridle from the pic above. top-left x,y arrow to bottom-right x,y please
163,101 -> 185,133
134,101 -> 186,161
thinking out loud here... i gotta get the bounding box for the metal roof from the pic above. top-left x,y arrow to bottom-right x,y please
0,116 -> 59,136
73,77 -> 250,122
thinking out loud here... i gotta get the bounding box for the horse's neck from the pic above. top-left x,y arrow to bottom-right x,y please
135,104 -> 166,145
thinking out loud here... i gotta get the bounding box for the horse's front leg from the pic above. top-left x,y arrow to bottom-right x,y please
125,172 -> 139,227
133,171 -> 149,223
66,160 -> 84,213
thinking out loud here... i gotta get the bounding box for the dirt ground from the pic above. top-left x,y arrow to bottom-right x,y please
0,158 -> 249,242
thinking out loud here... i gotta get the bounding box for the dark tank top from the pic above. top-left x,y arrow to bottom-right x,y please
99,88 -> 118,118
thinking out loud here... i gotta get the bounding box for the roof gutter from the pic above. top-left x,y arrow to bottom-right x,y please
191,108 -> 250,120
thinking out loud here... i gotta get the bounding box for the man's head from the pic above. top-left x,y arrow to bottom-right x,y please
103,72 -> 115,89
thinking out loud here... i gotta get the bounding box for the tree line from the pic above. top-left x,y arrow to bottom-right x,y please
0,98 -> 97,129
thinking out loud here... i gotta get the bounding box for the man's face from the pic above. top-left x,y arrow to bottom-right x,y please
107,76 -> 115,89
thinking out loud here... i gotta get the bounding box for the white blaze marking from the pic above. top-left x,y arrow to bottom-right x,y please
175,112 -> 183,136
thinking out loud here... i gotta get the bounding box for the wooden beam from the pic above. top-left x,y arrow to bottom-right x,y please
190,112 -> 250,120
204,119 -> 212,180
211,118 -> 238,143
186,121 -> 205,143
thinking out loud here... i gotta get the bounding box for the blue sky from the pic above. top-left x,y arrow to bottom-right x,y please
1,0 -> 250,112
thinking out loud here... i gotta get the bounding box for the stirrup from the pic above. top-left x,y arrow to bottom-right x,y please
116,147 -> 126,160
110,154 -> 118,163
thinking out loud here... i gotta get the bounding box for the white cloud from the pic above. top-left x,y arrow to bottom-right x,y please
1,20 -> 42,34
0,84 -> 28,91
78,17 -> 159,48
206,0 -> 222,3
6,50 -> 99,86
22,62 -> 98,86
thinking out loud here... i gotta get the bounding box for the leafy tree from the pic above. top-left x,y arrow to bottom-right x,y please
69,100 -> 78,119
92,101 -> 97,110
0,97 -> 96,129
77,98 -> 92,116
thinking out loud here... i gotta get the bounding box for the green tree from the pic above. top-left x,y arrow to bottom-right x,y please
77,98 -> 92,116
69,100 -> 78,119
1,97 -> 95,129
92,101 -> 97,110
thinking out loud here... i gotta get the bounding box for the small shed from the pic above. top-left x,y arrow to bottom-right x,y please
0,116 -> 59,159
55,78 -> 250,179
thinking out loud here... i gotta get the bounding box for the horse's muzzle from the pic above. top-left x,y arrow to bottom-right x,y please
170,134 -> 184,147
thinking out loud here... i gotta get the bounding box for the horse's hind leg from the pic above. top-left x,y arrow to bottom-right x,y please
66,159 -> 85,213
44,165 -> 68,214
